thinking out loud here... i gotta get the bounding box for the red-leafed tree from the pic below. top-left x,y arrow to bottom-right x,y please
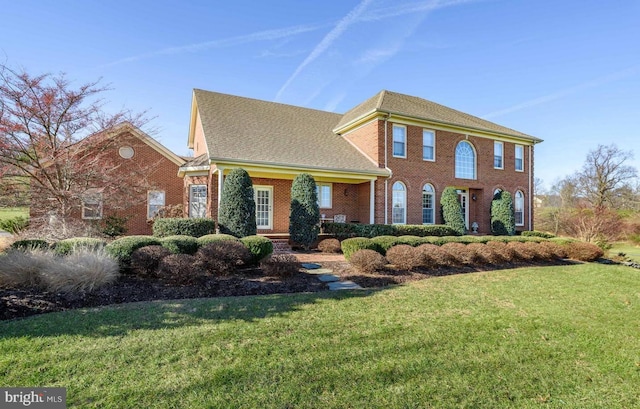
0,63 -> 154,236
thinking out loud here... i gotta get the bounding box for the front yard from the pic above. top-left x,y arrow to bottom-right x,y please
1,263 -> 638,408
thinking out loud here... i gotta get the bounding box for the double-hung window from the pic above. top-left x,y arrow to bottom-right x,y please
392,182 -> 406,224
82,190 -> 103,219
422,184 -> 435,224
494,141 -> 504,169
423,130 -> 435,161
515,145 -> 524,172
515,190 -> 524,226
316,183 -> 332,209
148,190 -> 165,219
392,125 -> 406,158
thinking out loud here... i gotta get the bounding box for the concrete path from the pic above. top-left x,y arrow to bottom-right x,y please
0,230 -> 12,238
301,262 -> 363,291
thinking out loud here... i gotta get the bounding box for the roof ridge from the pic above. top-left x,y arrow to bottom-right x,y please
375,89 -> 387,109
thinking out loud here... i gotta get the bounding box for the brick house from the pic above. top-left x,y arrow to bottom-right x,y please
181,89 -> 542,234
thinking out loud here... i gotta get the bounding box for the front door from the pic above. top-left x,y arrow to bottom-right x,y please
254,186 -> 273,230
456,189 -> 469,230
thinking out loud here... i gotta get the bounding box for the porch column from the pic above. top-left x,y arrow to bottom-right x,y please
369,179 -> 375,224
217,166 -> 224,212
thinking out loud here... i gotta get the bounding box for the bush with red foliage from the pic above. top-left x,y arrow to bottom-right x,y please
130,245 -> 172,278
349,249 -> 387,274
260,254 -> 301,277
441,242 -> 472,265
417,243 -> 455,268
317,238 -> 342,253
157,254 -> 201,285
507,241 -> 537,261
465,243 -> 492,265
563,241 -> 604,261
385,245 -> 422,271
194,241 -> 251,276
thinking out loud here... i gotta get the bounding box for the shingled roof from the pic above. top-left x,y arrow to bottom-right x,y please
335,90 -> 541,142
192,89 -> 387,175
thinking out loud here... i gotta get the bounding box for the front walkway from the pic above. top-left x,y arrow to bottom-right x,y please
289,251 -> 362,290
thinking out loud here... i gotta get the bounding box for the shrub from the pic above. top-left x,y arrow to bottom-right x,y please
260,254 -> 301,277
218,168 -> 256,237
11,239 -> 49,251
130,245 -> 172,278
100,215 -> 128,237
507,241 -> 537,261
395,235 -> 424,247
349,249 -> 387,274
197,234 -> 240,246
105,235 -> 162,265
152,218 -> 215,238
317,238 -> 342,253
39,249 -> 119,292
157,254 -> 200,285
195,241 -> 251,275
53,237 -> 107,256
0,249 -> 51,288
356,224 -> 396,238
394,224 -> 460,237
485,241 -> 516,264
159,235 -> 200,255
441,187 -> 465,235
0,215 -> 29,234
322,222 -> 357,239
341,238 -> 382,261
537,241 -> 566,259
370,236 -> 401,254
563,241 -> 604,262
416,243 -> 453,268
522,230 -> 555,239
441,242 -> 471,265
465,243 -> 492,265
491,190 -> 516,236
385,245 -> 422,271
289,173 -> 320,250
240,235 -> 273,264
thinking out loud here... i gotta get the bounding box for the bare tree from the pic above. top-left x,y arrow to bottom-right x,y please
576,144 -> 638,209
0,64 -> 153,234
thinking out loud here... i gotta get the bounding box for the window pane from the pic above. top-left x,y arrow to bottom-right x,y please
422,185 -> 434,224
393,126 -> 406,157
82,192 -> 102,219
148,191 -> 165,218
392,182 -> 406,224
515,146 -> 524,171
515,191 -> 524,225
494,142 -> 503,168
316,184 -> 331,208
423,130 -> 435,160
455,141 -> 476,179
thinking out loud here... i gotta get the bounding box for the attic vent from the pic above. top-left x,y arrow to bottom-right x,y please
119,146 -> 135,159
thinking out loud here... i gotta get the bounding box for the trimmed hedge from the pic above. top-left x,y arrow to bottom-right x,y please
105,236 -> 162,265
152,218 -> 215,238
10,239 -> 50,251
197,234 -> 240,246
322,222 -> 460,239
441,187 -> 465,235
53,237 -> 107,256
159,235 -> 200,255
522,230 -> 555,239
239,235 -> 273,264
341,238 -> 382,261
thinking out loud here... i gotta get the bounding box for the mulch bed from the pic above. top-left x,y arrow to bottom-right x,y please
1,257 -> 580,322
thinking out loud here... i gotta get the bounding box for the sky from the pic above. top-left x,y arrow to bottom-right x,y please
1,0 -> 639,190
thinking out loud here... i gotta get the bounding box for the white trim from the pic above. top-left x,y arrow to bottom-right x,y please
493,141 -> 504,170
422,129 -> 436,162
391,124 -> 407,159
515,190 -> 525,227
515,144 -> 525,172
455,140 -> 477,180
316,182 -> 332,209
422,183 -> 435,225
369,179 -> 375,224
189,184 -> 207,218
217,166 -> 224,213
391,181 -> 407,225
253,185 -> 273,230
147,190 -> 166,219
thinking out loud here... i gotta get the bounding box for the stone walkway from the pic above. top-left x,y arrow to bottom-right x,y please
300,262 -> 363,291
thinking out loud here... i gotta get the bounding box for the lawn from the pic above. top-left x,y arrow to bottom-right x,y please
0,206 -> 28,221
1,263 -> 639,408
610,241 -> 640,262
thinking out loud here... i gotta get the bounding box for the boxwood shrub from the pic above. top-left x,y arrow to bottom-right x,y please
522,230 -> 556,239
370,236 -> 402,254
197,233 -> 240,246
159,235 -> 200,255
53,237 -> 107,256
341,237 -> 382,261
105,235 -> 162,265
152,218 -> 215,238
10,239 -> 50,251
323,222 -> 461,239
394,224 -> 460,237
240,235 -> 273,264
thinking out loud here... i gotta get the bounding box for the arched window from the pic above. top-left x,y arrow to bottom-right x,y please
455,141 -> 476,179
422,184 -> 435,224
392,181 -> 406,224
515,190 -> 524,226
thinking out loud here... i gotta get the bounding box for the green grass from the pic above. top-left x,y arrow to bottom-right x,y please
1,263 -> 639,408
0,206 -> 28,221
610,242 -> 640,262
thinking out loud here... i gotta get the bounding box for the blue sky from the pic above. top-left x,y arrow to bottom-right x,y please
1,0 -> 639,190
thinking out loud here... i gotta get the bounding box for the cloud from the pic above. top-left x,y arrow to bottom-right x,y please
103,23 -> 324,67
360,0 -> 483,21
274,0 -> 376,102
482,65 -> 640,119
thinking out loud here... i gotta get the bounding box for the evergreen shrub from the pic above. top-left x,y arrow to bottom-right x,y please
491,190 -> 516,236
152,218 -> 215,238
440,187 -> 466,235
289,173 -> 320,250
218,168 -> 256,237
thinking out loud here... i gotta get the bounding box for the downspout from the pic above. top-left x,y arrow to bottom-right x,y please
528,145 -> 533,231
383,113 -> 392,225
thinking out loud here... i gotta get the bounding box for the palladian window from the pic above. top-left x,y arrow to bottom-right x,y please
455,140 -> 476,179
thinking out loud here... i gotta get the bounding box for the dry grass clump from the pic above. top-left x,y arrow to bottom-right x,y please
194,241 -> 251,275
349,249 -> 387,274
385,245 -> 422,271
39,249 -> 119,292
157,254 -> 200,285
0,248 -> 51,288
317,238 -> 342,253
130,245 -> 172,278
563,241 -> 604,262
260,254 -> 301,277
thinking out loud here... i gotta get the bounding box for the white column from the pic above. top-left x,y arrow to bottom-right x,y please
369,179 -> 375,224
217,166 -> 224,213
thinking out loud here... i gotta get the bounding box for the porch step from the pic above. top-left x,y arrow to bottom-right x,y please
271,239 -> 292,254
